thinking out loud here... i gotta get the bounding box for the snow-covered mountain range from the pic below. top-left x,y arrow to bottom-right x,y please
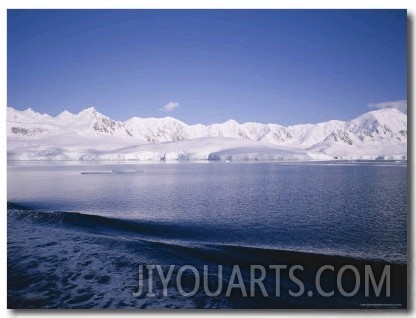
7,106 -> 407,161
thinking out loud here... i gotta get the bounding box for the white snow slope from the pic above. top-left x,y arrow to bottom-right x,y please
7,106 -> 407,161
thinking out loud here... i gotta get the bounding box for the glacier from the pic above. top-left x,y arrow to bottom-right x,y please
7,106 -> 407,161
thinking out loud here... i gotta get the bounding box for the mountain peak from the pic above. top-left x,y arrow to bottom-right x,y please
79,107 -> 98,114
223,119 -> 239,125
23,107 -> 41,115
11,107 -> 52,120
56,110 -> 74,117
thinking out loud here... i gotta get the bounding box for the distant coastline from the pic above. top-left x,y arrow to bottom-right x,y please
7,106 -> 407,162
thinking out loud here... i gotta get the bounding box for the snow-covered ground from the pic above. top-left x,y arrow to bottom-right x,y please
7,106 -> 407,161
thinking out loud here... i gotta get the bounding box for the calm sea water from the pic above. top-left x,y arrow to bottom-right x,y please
7,161 -> 407,308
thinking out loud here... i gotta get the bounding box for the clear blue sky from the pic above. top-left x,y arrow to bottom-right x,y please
7,9 -> 407,125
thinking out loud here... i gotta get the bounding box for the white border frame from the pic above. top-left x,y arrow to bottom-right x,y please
1,1 -> 414,318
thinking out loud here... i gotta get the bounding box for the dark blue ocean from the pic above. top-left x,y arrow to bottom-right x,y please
7,161 -> 407,309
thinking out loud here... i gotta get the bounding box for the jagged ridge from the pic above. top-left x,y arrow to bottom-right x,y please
7,106 -> 407,161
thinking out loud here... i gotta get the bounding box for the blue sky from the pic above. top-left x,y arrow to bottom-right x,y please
7,9 -> 407,125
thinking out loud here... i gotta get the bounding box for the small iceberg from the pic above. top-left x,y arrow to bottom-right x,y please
81,171 -> 113,175
111,169 -> 143,174
81,169 -> 143,175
